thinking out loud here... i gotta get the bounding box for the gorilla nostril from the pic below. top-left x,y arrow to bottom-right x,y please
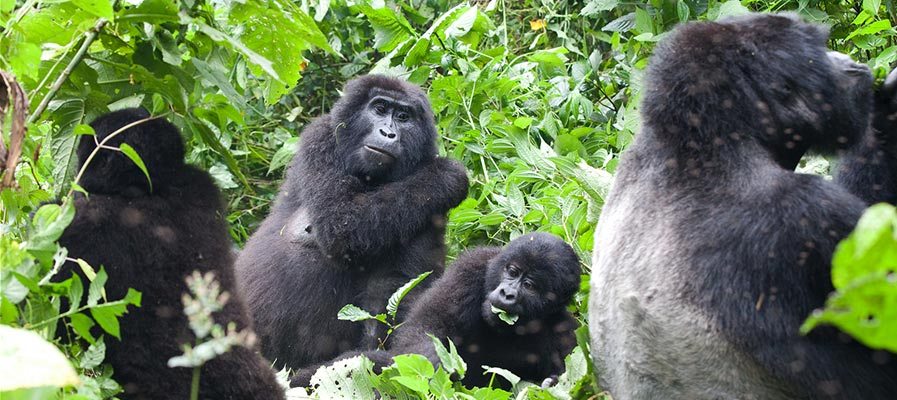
387,132 -> 396,139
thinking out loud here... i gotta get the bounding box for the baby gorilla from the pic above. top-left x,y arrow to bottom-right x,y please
57,109 -> 284,400
290,233 -> 580,389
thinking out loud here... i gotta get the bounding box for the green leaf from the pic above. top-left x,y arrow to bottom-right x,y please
87,267 -> 108,306
79,337 -> 105,369
863,0 -> 882,14
847,19 -> 892,40
119,143 -> 152,192
119,0 -> 179,23
490,305 -> 518,325
90,304 -> 123,339
582,0 -> 618,16
427,334 -> 466,378
229,0 -> 334,103
513,117 -> 533,129
71,0 -> 113,19
357,5 -> 416,52
337,304 -> 375,322
443,6 -> 478,38
69,313 -> 96,344
386,271 -> 431,320
482,365 -> 520,386
267,137 -> 299,175
391,376 -> 429,395
27,203 -> 75,253
677,0 -> 690,22
67,275 -> 83,313
391,354 -> 434,394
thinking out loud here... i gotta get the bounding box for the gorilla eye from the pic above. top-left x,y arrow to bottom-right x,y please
396,111 -> 410,122
522,279 -> 535,290
506,264 -> 521,278
373,102 -> 388,115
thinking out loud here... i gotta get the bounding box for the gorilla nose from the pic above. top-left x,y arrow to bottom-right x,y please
499,288 -> 517,302
379,128 -> 397,140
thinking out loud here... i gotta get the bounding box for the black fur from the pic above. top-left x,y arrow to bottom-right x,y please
235,75 -> 469,370
589,14 -> 897,400
290,233 -> 580,389
57,109 -> 285,400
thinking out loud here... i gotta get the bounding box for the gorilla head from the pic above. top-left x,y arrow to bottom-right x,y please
78,108 -> 185,194
482,232 -> 580,328
329,75 -> 438,182
642,13 -> 872,170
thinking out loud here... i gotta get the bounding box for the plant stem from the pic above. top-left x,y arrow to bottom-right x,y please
190,366 -> 201,400
27,18 -> 107,125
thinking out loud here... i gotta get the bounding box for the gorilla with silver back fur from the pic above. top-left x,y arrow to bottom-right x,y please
590,14 -> 897,400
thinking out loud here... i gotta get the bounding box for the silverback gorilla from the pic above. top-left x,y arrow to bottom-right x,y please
58,109 -> 285,399
289,233 -> 580,389
590,14 -> 897,400
236,75 -> 469,370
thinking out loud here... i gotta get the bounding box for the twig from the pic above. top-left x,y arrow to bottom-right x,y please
27,18 -> 107,125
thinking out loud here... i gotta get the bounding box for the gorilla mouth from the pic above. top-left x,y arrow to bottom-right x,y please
364,145 -> 395,161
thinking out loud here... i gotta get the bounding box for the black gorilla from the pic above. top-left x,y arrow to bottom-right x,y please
57,109 -> 285,399
290,233 -> 580,389
235,75 -> 469,370
590,14 -> 897,400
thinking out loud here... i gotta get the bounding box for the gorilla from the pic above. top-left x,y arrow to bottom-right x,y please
289,232 -> 580,389
235,75 -> 469,370
57,109 -> 285,399
589,14 -> 897,400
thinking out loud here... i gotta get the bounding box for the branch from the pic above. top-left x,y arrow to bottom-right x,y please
27,18 -> 107,125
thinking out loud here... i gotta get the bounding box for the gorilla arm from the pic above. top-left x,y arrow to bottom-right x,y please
837,69 -> 897,205
714,189 -> 897,399
306,155 -> 469,260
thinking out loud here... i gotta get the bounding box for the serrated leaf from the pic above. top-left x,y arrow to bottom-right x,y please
69,313 -> 96,344
79,337 -> 105,369
119,143 -> 153,192
67,275 -> 83,313
386,271 -> 432,320
87,267 -> 108,307
358,5 -> 416,52
602,12 -> 635,32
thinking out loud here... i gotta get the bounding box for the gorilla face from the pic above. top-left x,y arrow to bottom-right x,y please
335,84 -> 437,183
481,233 -> 580,328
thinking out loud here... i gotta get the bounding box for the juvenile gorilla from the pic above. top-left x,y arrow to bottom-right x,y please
290,233 -> 580,389
236,75 -> 469,369
58,109 -> 284,400
589,14 -> 897,400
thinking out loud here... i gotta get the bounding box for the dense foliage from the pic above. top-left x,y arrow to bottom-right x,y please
2,0 -> 897,399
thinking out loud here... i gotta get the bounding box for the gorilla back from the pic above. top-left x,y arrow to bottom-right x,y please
589,14 -> 897,400
58,109 -> 284,400
236,75 -> 469,369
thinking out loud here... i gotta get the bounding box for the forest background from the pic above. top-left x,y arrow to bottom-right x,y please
2,0 -> 897,399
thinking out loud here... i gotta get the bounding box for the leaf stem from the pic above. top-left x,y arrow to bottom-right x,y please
190,366 -> 201,400
27,18 -> 108,125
